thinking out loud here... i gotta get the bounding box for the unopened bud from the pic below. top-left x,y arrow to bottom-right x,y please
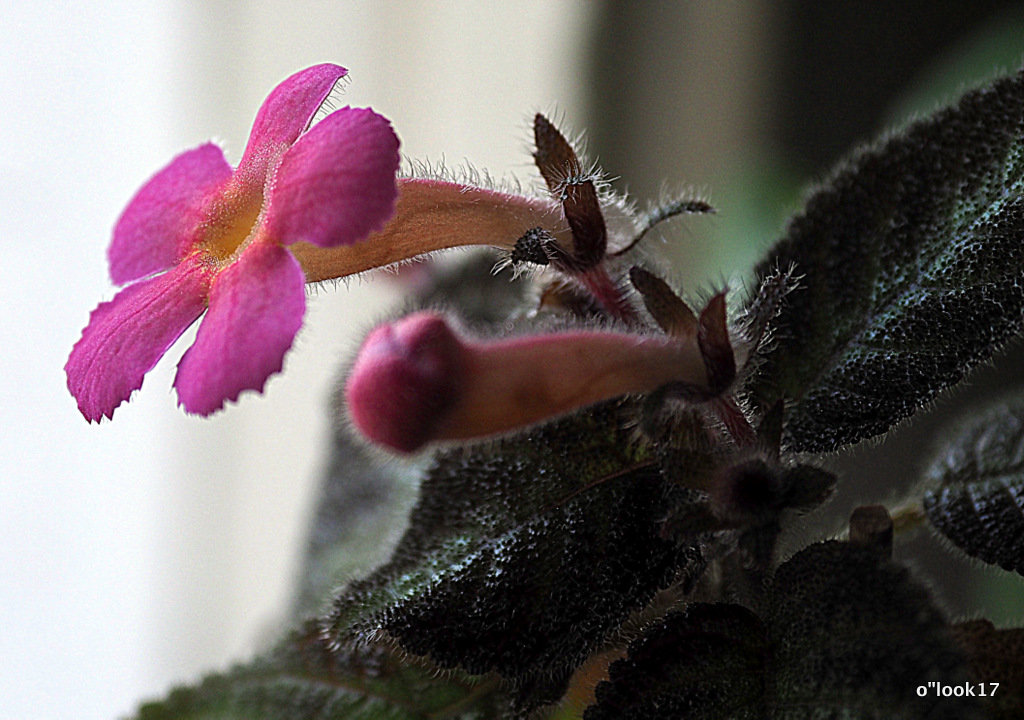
346,313 -> 464,453
345,312 -> 710,453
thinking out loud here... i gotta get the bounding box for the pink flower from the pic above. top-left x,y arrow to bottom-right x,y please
66,64 -> 400,421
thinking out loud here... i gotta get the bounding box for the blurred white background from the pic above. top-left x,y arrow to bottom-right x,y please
0,2 -> 593,718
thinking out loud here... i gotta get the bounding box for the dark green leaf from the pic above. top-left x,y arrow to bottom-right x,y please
293,431 -> 416,617
326,399 -> 711,712
767,541 -> 971,717
586,541 -> 980,719
921,393 -> 1024,576
952,619 -> 1024,720
132,622 -> 507,720
585,603 -> 766,720
747,68 -> 1024,451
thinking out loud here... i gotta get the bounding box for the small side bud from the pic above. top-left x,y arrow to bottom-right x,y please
511,227 -> 556,266
849,505 -> 894,558
732,266 -> 797,373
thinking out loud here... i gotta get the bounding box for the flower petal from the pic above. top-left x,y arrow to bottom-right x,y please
66,259 -> 210,421
174,241 -> 305,415
264,107 -> 399,248
236,63 -> 348,186
109,143 -> 232,285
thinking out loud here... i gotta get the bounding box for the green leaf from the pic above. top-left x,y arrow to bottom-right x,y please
746,67 -> 1024,452
325,399 -> 712,712
767,541 -> 970,717
586,541 -> 980,719
921,393 -> 1024,576
586,603 -> 766,719
295,250 -> 533,619
293,431 -> 417,618
132,622 -> 507,720
952,619 -> 1024,720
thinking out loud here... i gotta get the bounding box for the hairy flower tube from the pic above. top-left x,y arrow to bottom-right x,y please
345,311 -> 721,453
303,113 -> 711,326
66,64 -> 404,420
289,112 -> 660,311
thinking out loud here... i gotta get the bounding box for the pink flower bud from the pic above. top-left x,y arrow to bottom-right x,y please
346,314 -> 465,453
345,312 -> 711,453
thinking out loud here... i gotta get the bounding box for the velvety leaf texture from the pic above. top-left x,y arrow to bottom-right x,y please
586,603 -> 767,720
586,541 -> 979,719
326,399 -> 709,712
921,393 -> 1024,575
767,541 -> 972,718
293,431 -> 415,618
952,619 -> 1024,720
296,252 -> 528,616
747,68 -> 1024,452
132,622 -> 507,720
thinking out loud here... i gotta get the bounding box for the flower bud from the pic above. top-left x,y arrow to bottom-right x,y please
345,312 -> 710,453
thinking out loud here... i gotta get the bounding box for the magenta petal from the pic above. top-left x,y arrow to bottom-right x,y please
236,64 -> 348,185
265,107 -> 399,248
174,241 -> 305,415
66,261 -> 210,421
109,143 -> 232,285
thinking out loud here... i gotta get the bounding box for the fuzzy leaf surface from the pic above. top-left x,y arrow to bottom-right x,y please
747,68 -> 1024,451
585,602 -> 766,719
921,393 -> 1024,575
586,541 -> 978,719
296,252 -> 531,616
952,619 -> 1024,720
293,431 -> 417,617
132,622 -> 507,720
326,399 -> 710,712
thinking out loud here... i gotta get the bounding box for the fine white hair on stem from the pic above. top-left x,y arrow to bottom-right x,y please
608,184 -> 715,258
399,155 -> 528,197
